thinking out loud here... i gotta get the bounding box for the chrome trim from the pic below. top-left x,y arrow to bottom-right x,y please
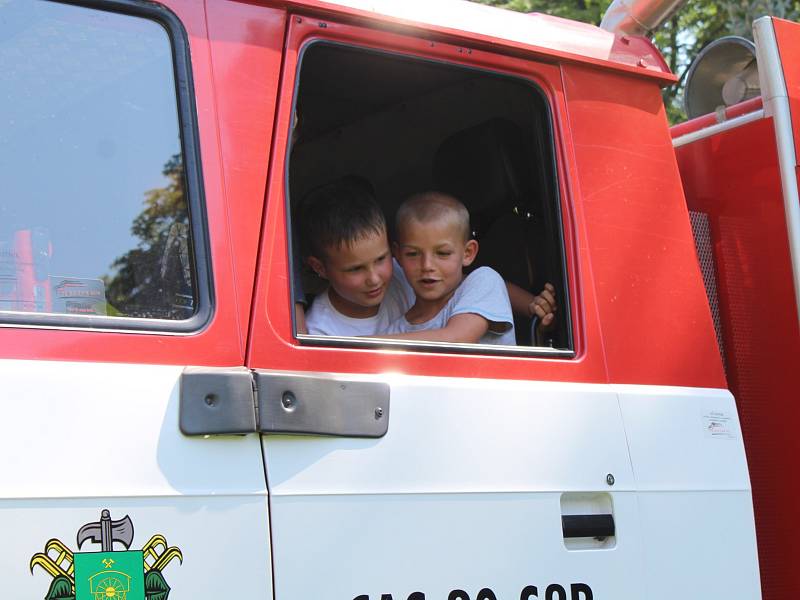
254,371 -> 389,438
754,17 -> 800,327
296,333 -> 575,358
180,367 -> 257,436
672,109 -> 765,148
601,0 -> 686,36
179,368 -> 390,438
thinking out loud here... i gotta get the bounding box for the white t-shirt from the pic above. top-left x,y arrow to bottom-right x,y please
306,259 -> 415,336
386,266 -> 516,345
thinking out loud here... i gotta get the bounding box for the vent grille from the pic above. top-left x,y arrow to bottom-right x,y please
689,210 -> 726,372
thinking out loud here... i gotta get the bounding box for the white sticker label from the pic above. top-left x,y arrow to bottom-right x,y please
703,411 -> 737,440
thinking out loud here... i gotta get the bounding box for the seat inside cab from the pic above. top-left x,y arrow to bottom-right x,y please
289,42 -> 570,349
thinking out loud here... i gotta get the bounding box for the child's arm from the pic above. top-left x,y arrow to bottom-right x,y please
373,313 -> 490,344
506,282 -> 557,329
373,268 -> 514,344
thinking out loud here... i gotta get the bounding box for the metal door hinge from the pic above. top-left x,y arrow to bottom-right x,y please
179,367 -> 389,438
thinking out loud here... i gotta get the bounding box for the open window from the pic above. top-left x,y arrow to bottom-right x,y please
288,42 -> 571,353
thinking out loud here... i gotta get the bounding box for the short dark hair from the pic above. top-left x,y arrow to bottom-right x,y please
299,176 -> 386,260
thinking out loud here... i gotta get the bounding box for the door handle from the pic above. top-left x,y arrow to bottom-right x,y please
179,367 -> 390,438
561,514 -> 615,539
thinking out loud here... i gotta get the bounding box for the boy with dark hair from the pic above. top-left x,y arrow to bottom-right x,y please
299,181 -> 556,344
300,177 -> 414,336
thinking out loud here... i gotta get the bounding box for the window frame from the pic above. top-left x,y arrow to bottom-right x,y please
0,0 -> 213,334
286,39 -> 574,358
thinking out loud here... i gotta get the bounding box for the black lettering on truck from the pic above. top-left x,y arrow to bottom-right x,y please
354,583 -> 593,600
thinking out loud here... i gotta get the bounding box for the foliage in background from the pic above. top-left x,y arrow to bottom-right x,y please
103,153 -> 194,319
655,0 -> 800,122
473,0 -> 613,26
470,0 -> 800,123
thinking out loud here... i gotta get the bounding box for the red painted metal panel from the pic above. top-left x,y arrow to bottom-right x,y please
563,64 -> 726,388
608,33 -> 670,73
675,118 -> 800,600
774,18 -> 800,164
247,15 -> 608,383
0,0 -> 244,366
273,0 -> 677,84
206,1 -> 287,357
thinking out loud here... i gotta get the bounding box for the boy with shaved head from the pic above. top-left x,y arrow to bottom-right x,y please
300,181 -> 556,345
384,191 -> 517,345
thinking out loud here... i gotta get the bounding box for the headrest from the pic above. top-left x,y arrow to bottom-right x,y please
433,118 -> 534,230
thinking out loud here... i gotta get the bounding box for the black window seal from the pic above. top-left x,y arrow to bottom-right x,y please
285,38 -> 574,359
0,0 -> 214,335
295,333 -> 576,358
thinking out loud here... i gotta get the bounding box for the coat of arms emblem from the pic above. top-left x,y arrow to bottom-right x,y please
30,510 -> 183,600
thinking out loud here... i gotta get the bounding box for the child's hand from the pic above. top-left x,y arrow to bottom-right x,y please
528,283 -> 557,332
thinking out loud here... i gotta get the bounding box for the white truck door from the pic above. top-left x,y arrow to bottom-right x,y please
256,373 -> 644,600
244,16 -> 646,599
0,1 -> 272,598
2,361 -> 271,600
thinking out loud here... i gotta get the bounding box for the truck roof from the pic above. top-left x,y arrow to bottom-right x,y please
285,0 -> 676,83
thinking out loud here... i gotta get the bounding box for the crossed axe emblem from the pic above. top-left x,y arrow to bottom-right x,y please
30,509 -> 183,588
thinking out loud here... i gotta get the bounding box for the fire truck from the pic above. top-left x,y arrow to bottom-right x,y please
1,0 -> 798,599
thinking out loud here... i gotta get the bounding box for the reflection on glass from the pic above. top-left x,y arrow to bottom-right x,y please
104,154 -> 194,319
0,0 -> 196,320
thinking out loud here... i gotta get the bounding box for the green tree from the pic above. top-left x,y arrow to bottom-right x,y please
657,0 -> 800,121
473,0 -> 613,26
103,153 -> 194,319
656,0 -> 729,122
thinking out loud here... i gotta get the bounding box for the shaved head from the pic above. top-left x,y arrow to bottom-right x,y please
395,191 -> 471,242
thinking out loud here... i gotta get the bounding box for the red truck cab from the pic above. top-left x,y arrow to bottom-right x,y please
3,1 -> 790,599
